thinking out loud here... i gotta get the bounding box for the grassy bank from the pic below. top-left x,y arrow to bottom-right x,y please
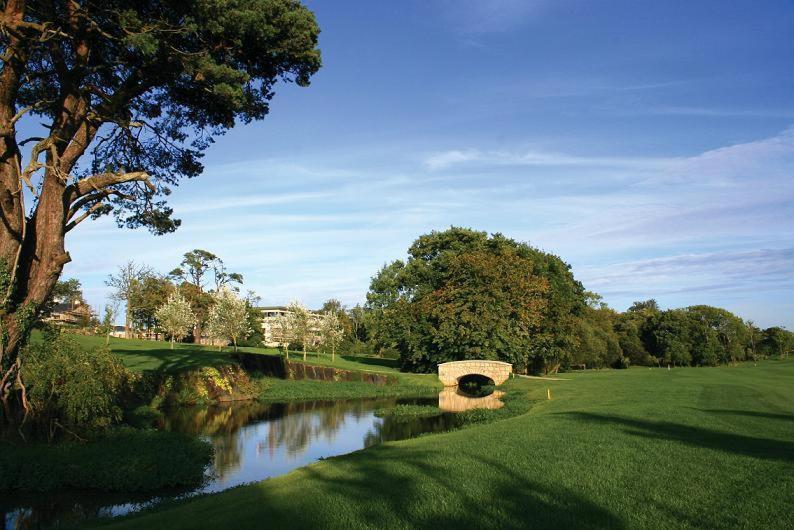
60,334 -> 440,402
96,358 -> 794,529
257,377 -> 438,402
0,428 -> 211,492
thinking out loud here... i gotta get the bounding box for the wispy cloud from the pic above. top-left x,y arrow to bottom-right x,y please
424,148 -> 677,171
624,105 -> 794,119
439,0 -> 548,34
64,127 -> 794,328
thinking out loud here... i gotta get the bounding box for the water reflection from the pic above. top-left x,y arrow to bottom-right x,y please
2,397 -> 453,529
438,387 -> 505,412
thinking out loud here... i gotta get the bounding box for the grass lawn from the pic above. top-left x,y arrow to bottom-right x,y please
61,334 -> 439,399
95,358 -> 794,529
64,334 -> 404,376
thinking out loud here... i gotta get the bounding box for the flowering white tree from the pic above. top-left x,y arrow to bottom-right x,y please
286,300 -> 312,361
320,311 -> 344,362
155,292 -> 195,350
272,313 -> 292,359
205,286 -> 251,352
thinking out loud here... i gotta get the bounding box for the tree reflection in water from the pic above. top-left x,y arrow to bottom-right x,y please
3,397 -> 457,530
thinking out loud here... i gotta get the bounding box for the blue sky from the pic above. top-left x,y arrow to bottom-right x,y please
64,0 -> 794,328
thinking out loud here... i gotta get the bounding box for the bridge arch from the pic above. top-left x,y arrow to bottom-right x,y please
437,360 -> 512,387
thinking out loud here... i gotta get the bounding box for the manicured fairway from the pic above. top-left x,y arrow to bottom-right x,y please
95,358 -> 794,529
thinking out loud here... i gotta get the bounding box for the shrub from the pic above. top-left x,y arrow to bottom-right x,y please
22,335 -> 132,438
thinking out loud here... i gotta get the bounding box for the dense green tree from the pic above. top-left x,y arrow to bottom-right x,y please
348,305 -> 369,343
0,0 -> 320,419
629,299 -> 660,314
237,290 -> 265,347
129,273 -> 174,337
614,312 -> 652,366
644,310 -> 693,367
571,306 -> 623,369
760,327 -> 793,358
367,228 -> 584,374
686,305 -> 750,364
41,278 -> 84,316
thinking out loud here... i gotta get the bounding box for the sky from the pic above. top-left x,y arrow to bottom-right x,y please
62,0 -> 794,328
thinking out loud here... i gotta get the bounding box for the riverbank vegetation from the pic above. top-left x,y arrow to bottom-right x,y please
0,428 -> 211,492
3,331 -> 439,498
258,378 -> 437,402
96,357 -> 794,530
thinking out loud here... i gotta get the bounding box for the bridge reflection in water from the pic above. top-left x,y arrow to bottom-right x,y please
438,387 -> 505,412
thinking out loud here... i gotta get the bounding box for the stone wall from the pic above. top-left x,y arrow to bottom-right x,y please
437,360 -> 513,387
233,352 -> 397,385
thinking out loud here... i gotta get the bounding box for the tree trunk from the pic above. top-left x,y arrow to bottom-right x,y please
170,337 -> 174,350
193,322 -> 202,345
303,342 -> 306,361
124,303 -> 132,339
0,175 -> 71,422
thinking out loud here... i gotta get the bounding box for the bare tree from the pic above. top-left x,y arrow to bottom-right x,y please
99,301 -> 119,347
106,261 -> 151,339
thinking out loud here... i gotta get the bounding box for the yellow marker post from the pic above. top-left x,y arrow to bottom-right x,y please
546,388 -> 552,400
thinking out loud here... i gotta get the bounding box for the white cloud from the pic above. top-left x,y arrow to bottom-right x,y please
65,127 -> 794,328
424,148 -> 677,171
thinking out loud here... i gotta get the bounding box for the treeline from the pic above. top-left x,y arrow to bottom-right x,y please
356,227 -> 793,374
571,298 -> 792,370
48,249 -> 266,348
48,234 -> 794,373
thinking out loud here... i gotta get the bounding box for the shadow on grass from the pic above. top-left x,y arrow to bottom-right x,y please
563,412 -> 794,462
340,355 -> 399,369
695,409 -> 794,422
105,443 -> 624,530
289,447 -> 625,530
112,345 -> 235,374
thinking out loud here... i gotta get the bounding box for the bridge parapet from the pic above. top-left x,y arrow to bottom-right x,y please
437,360 -> 513,387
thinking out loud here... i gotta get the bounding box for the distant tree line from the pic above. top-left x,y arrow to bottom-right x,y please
351,227 -> 793,374
45,234 -> 794,374
99,249 -> 264,348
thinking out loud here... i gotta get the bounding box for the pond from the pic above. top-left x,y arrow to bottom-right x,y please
2,391 -> 500,529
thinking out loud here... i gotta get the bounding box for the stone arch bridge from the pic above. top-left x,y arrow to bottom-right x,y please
438,360 -> 513,387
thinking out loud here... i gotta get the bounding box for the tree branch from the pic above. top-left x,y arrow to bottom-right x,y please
68,188 -> 132,218
20,136 -> 52,196
68,171 -> 155,201
65,201 -> 105,232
